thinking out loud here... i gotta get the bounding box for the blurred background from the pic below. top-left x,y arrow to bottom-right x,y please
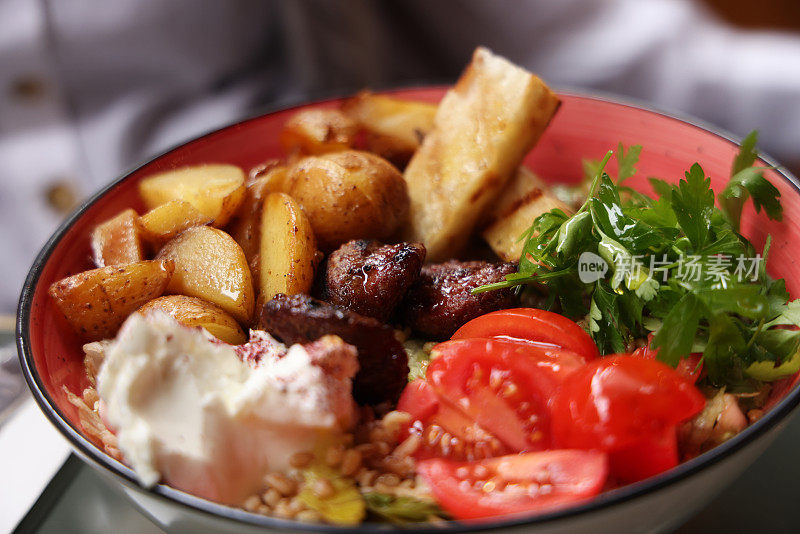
3,0 -> 800,413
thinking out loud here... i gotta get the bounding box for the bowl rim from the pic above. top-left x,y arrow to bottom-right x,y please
16,86 -> 800,532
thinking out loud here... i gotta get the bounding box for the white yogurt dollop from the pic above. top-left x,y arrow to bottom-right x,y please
97,312 -> 358,505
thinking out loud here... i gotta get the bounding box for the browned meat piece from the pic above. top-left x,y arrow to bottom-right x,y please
399,260 -> 518,340
317,240 -> 426,321
258,293 -> 409,406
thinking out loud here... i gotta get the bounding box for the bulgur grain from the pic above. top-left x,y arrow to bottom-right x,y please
265,473 -> 297,496
340,449 -> 362,476
243,495 -> 261,512
382,410 -> 411,437
296,510 -> 323,522
256,504 -> 271,515
394,434 -> 421,457
262,488 -> 282,507
288,499 -> 306,514
313,478 -> 335,499
324,444 -> 345,467
273,501 -> 295,519
355,443 -> 376,457
357,468 -> 377,486
375,473 -> 400,487
374,441 -> 391,456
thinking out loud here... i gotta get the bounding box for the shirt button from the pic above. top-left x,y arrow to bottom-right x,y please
44,179 -> 79,216
8,73 -> 49,103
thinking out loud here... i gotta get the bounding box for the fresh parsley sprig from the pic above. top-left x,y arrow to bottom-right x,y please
476,132 -> 799,387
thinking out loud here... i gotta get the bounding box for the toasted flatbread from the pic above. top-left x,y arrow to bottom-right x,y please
482,166 -> 572,261
401,47 -> 560,261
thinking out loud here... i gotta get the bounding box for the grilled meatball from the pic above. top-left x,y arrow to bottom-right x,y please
258,293 -> 408,405
317,240 -> 426,321
399,260 -> 518,340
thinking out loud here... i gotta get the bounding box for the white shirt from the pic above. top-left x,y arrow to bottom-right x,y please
3,0 -> 800,313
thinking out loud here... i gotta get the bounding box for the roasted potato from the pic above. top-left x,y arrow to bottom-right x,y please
280,108 -> 357,157
482,167 -> 572,261
402,47 -> 561,262
138,200 -> 213,245
137,295 -> 247,345
156,226 -> 254,323
226,162 -> 289,272
90,208 -> 145,267
49,260 -> 174,340
341,91 -> 436,166
138,164 -> 246,228
285,150 -> 408,251
259,193 -> 318,302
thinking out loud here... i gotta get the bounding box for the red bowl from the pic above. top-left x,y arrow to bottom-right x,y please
17,88 -> 800,533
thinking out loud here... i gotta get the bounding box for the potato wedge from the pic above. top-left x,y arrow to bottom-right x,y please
157,226 -> 254,323
49,260 -> 174,340
285,150 -> 408,251
342,91 -> 436,166
138,200 -> 213,244
226,162 -> 289,272
402,47 -> 561,262
259,193 -> 318,302
90,209 -> 145,267
137,295 -> 247,345
280,108 -> 357,157
138,164 -> 246,227
482,167 -> 572,261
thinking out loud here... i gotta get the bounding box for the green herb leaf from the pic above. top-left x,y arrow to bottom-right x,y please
589,282 -> 627,354
732,130 -> 759,176
363,493 -> 447,523
474,135 -> 793,387
652,292 -> 705,366
745,350 -> 800,381
404,339 -> 434,381
766,299 -> 800,328
720,167 -> 782,232
648,177 -> 674,199
719,131 -> 782,231
702,314 -> 747,383
616,143 -> 643,184
671,163 -> 715,250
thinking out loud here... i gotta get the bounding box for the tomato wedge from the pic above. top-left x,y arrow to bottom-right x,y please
607,427 -> 679,483
452,308 -> 600,361
632,334 -> 703,383
428,339 -> 588,452
398,379 -> 512,460
430,338 -> 586,404
397,338 -> 586,460
417,450 -> 608,521
551,355 -> 705,481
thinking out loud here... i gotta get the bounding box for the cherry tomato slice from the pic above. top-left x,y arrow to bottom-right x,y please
428,339 -> 588,452
632,334 -> 703,383
551,355 -> 706,453
398,379 -> 512,460
451,308 -> 601,361
607,427 -> 678,483
418,450 -> 608,521
431,338 -> 587,401
397,379 -> 439,422
397,338 -> 585,460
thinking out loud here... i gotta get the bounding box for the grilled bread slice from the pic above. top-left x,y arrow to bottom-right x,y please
482,166 -> 572,261
401,47 -> 560,261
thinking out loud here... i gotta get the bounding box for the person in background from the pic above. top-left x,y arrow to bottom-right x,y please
3,0 -> 800,317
